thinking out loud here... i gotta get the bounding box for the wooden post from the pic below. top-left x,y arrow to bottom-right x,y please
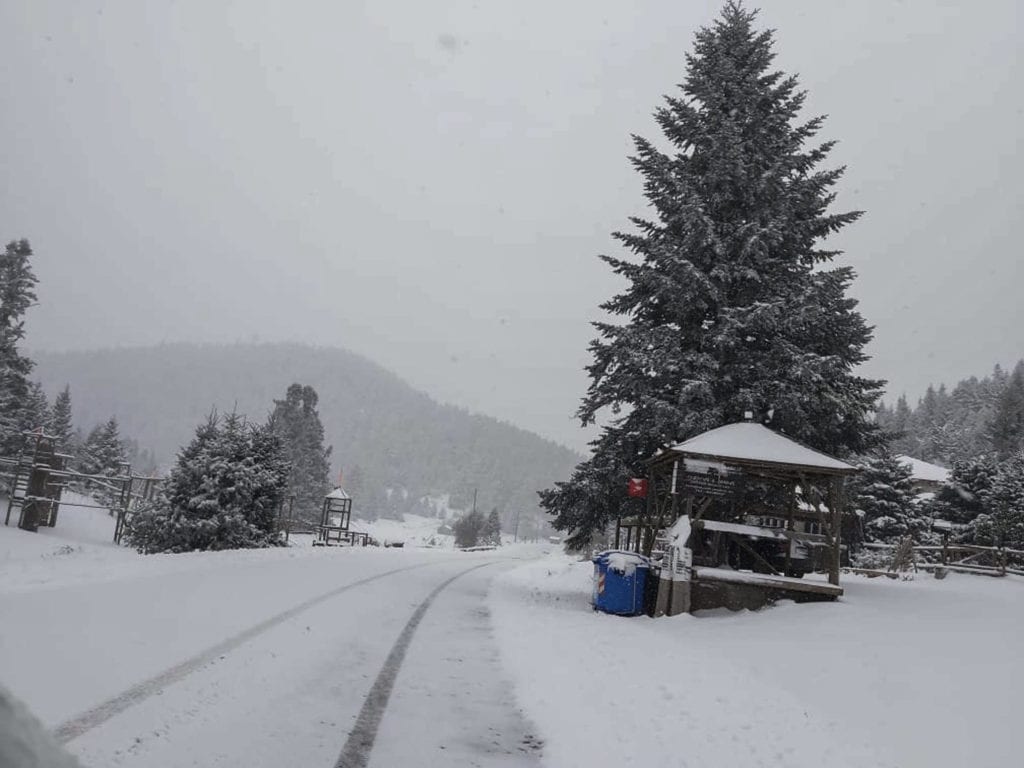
636,465 -> 654,554
614,517 -> 621,549
784,482 -> 797,576
646,461 -> 676,558
828,477 -> 843,587
114,474 -> 126,544
18,464 -> 50,532
4,461 -> 23,526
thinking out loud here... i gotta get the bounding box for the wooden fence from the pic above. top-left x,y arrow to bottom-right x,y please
850,541 -> 1024,578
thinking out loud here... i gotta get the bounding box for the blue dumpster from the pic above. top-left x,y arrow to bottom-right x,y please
592,550 -> 650,616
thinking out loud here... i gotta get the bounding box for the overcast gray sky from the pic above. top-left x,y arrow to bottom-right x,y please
1,0 -> 1020,451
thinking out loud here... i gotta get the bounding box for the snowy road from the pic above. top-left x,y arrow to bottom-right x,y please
0,544 -> 543,767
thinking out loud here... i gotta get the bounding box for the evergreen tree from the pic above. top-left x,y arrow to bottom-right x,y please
991,362 -> 1024,459
484,508 -> 502,546
887,394 -> 916,454
930,455 -> 999,529
78,417 -> 128,506
125,413 -> 290,553
67,426 -> 86,466
78,425 -> 104,475
269,383 -> 332,525
852,451 -> 920,543
85,417 -> 128,476
0,239 -> 38,455
18,382 -> 50,437
541,4 -> 883,546
883,361 -> 1021,466
49,385 -> 74,451
453,509 -> 486,548
970,450 -> 1024,552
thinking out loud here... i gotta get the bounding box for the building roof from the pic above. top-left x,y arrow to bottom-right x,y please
325,487 -> 351,500
668,422 -> 857,474
897,455 -> 951,484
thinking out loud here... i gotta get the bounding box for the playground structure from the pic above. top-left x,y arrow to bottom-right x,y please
313,486 -> 371,547
2,432 -> 368,548
1,429 -> 163,544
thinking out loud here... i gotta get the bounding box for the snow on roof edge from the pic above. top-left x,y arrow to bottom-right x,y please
668,422 -> 856,473
896,455 -> 951,483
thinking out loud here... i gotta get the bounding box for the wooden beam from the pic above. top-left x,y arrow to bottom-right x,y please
733,536 -> 782,575
693,497 -> 713,521
693,567 -> 843,597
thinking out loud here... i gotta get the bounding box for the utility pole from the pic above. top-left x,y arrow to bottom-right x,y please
513,509 -> 521,542
472,488 -> 477,515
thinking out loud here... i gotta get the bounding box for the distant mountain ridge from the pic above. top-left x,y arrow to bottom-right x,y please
32,342 -> 582,525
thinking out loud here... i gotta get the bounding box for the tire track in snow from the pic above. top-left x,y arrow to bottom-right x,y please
334,562 -> 496,768
54,562 -> 435,744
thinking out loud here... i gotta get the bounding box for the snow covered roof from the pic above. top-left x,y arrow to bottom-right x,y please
896,455 -> 950,484
669,422 -> 857,474
325,487 -> 351,500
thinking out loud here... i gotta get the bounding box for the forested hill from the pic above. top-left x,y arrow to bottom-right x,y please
876,360 -> 1024,466
32,342 -> 582,523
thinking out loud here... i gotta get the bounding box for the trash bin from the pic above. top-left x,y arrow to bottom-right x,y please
592,550 -> 651,616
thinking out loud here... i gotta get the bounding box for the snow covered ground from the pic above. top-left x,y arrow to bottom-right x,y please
8,502 -> 1018,768
0,510 -> 544,767
349,512 -> 522,549
490,556 -> 1024,768
351,513 -> 455,548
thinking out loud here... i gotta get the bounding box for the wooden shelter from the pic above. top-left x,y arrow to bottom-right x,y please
617,421 -> 860,615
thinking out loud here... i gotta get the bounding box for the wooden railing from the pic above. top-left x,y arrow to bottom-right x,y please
853,541 -> 1024,578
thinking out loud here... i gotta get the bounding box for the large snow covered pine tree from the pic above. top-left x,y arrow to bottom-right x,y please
541,3 -> 884,547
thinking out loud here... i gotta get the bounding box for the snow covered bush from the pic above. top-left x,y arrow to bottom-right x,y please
125,412 -> 290,553
453,510 -> 485,548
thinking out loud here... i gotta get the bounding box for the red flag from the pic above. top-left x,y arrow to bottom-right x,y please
628,478 -> 648,498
